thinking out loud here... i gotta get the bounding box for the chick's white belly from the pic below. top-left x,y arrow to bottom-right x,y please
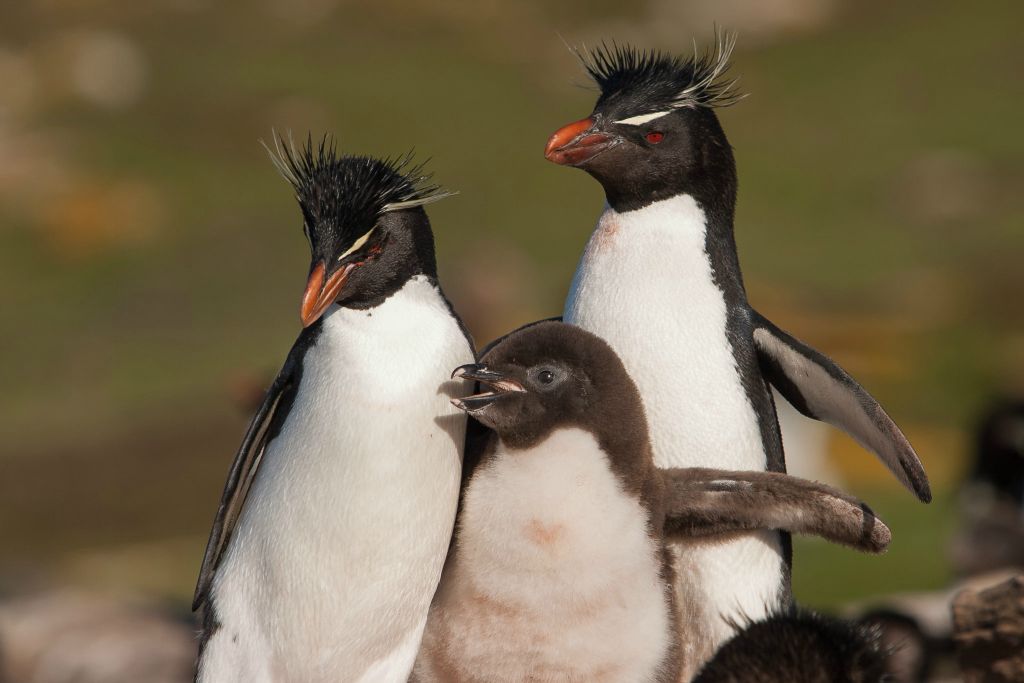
415,429 -> 672,683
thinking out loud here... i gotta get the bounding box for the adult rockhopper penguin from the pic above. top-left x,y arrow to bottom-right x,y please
192,137 -> 474,683
544,34 -> 930,676
413,322 -> 893,682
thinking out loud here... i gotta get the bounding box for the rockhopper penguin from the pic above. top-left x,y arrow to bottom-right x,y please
543,35 -> 931,675
412,321 -> 892,682
192,137 -> 474,683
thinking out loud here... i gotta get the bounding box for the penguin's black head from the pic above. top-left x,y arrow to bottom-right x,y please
268,134 -> 451,326
451,321 -> 648,452
544,34 -> 742,214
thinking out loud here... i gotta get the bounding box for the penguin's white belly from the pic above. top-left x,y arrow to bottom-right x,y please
415,428 -> 672,683
564,196 -> 784,661
199,276 -> 473,683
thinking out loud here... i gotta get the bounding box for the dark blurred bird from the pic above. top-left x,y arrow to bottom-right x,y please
951,398 -> 1024,574
693,610 -> 890,683
413,321 -> 891,682
967,398 -> 1024,505
855,608 -> 936,682
543,33 -> 930,675
192,137 -> 474,683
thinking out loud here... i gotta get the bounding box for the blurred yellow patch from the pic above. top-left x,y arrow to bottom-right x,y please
828,424 -> 966,492
39,180 -> 165,258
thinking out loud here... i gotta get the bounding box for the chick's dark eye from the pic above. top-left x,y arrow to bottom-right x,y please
645,131 -> 664,144
538,370 -> 555,385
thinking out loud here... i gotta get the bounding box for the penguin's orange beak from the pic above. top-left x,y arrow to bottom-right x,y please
544,117 -> 616,166
300,261 -> 352,327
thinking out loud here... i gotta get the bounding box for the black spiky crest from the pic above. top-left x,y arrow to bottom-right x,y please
263,133 -> 451,240
577,30 -> 744,114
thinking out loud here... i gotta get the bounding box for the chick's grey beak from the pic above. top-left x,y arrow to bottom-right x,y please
450,363 -> 526,413
451,364 -> 505,383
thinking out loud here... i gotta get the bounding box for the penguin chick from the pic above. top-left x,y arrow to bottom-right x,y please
693,610 -> 890,683
412,321 -> 890,683
192,136 -> 473,683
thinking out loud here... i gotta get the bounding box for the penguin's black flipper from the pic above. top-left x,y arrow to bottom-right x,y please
750,310 -> 931,503
192,332 -> 310,611
661,468 -> 891,553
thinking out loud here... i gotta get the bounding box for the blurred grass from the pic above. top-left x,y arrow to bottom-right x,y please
1,0 -> 1021,607
793,487 -> 957,608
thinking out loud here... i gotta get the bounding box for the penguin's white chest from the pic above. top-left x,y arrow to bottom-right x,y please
201,276 -> 473,683
415,428 -> 671,683
563,195 -> 784,662
565,195 -> 765,470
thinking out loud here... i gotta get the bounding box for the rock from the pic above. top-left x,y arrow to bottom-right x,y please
0,590 -> 195,683
952,574 -> 1024,682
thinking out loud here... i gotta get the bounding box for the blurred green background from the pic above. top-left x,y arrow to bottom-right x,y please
1,0 -> 1021,614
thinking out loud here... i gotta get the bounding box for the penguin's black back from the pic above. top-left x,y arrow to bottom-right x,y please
693,610 -> 888,683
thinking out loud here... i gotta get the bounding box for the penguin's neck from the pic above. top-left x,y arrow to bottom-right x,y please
697,206 -> 747,312
308,274 -> 467,407
323,272 -> 442,341
619,191 -> 747,306
566,192 -> 748,324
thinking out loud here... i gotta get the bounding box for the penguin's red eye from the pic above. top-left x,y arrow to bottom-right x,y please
645,131 -> 664,144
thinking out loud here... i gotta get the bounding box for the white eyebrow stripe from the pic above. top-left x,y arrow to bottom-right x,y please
613,111 -> 672,126
338,227 -> 375,260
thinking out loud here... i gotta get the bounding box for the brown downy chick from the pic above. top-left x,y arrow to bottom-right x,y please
413,322 -> 890,682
